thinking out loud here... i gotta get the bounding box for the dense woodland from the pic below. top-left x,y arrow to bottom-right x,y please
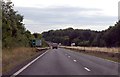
42,21 -> 120,47
2,1 -> 43,48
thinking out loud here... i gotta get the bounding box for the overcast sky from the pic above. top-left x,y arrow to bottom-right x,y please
11,0 -> 119,33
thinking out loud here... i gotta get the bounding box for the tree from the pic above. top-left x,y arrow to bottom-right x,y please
2,1 -> 33,48
103,21 -> 120,47
42,22 -> 120,47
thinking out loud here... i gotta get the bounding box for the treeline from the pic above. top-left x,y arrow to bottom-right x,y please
2,1 -> 44,48
42,21 -> 120,47
2,1 -> 120,48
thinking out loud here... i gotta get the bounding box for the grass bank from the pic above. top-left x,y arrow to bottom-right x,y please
2,47 -> 39,73
61,46 -> 120,62
62,46 -> 119,53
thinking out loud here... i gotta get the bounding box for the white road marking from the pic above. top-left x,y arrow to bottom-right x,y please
79,51 -> 119,64
11,50 -> 49,77
73,60 -> 77,62
84,67 -> 91,71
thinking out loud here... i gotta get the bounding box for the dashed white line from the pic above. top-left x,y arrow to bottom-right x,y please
65,53 -> 91,72
84,67 -> 91,71
68,56 -> 70,58
73,60 -> 77,62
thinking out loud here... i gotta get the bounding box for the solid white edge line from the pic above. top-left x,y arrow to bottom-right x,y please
84,67 -> 91,71
11,50 -> 49,77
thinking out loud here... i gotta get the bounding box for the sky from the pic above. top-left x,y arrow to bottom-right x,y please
10,0 -> 119,33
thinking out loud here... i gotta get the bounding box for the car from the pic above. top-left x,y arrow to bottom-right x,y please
52,43 -> 58,49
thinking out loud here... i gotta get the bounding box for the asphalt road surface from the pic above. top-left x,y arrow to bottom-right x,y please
17,48 -> 118,75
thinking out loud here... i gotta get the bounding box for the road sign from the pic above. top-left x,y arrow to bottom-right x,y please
32,40 -> 36,46
31,39 -> 42,47
36,39 -> 42,47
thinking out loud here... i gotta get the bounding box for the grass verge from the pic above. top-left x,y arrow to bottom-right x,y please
63,47 -> 120,63
2,47 -> 40,73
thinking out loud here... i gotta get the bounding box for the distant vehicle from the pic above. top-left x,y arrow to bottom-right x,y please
52,43 -> 58,49
71,43 -> 75,46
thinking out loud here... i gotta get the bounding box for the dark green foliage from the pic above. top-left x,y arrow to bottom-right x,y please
2,1 -> 49,48
33,33 -> 42,39
41,38 -> 49,47
2,1 -> 34,48
42,28 -> 98,46
103,21 -> 120,47
42,21 -> 120,47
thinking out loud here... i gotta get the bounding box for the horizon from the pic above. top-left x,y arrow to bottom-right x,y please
34,26 -> 114,34
9,0 -> 119,33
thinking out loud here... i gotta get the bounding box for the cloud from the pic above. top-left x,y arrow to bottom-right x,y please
118,1 -> 120,20
23,19 -> 115,33
14,6 -> 117,33
15,6 -> 117,24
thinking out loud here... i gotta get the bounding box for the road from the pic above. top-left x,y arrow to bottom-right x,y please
17,48 -> 118,75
